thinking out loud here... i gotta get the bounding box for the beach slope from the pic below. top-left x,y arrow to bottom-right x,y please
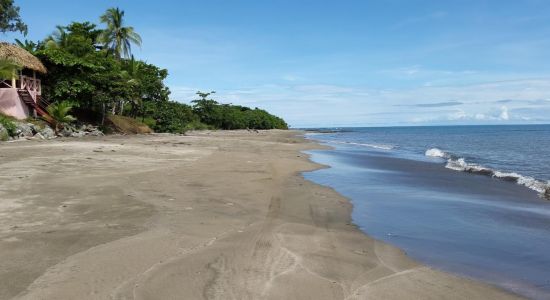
0,131 -> 520,299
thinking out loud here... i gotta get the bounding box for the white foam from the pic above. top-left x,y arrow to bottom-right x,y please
330,141 -> 394,150
438,155 -> 550,198
425,148 -> 448,158
493,171 -> 550,194
445,158 -> 468,171
445,158 -> 492,174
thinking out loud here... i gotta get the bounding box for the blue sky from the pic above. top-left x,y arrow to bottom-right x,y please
5,0 -> 550,127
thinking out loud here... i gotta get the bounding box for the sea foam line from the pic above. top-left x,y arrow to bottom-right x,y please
425,148 -> 550,199
329,140 -> 394,150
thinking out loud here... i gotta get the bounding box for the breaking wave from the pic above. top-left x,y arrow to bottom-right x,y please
330,140 -> 395,150
425,148 -> 550,199
425,148 -> 447,158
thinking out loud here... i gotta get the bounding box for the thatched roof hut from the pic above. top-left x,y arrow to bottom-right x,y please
0,42 -> 46,74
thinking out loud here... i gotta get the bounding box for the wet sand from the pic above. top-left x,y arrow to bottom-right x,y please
305,146 -> 550,299
0,131 -> 521,299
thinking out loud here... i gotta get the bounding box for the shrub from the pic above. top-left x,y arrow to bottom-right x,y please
0,114 -> 17,137
145,101 -> 198,134
184,120 -> 211,131
46,101 -> 77,133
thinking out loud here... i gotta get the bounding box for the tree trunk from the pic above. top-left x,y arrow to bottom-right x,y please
101,103 -> 106,125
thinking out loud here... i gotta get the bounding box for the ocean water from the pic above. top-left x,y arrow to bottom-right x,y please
303,125 -> 550,299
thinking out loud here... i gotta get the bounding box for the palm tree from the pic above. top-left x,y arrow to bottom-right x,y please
99,7 -> 142,59
15,39 -> 38,53
46,101 -> 76,134
44,25 -> 69,49
0,59 -> 21,85
121,56 -> 143,115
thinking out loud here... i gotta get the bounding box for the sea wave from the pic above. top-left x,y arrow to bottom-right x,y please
425,148 -> 448,158
425,148 -> 550,198
330,141 -> 394,150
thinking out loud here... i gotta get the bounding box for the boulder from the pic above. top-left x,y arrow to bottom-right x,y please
39,127 -> 55,139
33,133 -> 45,140
15,123 -> 34,137
60,128 -> 73,137
71,131 -> 84,138
87,130 -> 104,136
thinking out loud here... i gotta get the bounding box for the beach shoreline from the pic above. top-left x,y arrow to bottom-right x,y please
0,130 -> 520,299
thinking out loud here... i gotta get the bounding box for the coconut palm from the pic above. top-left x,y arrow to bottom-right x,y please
121,56 -> 143,115
46,101 -> 76,134
15,39 -> 38,53
99,7 -> 142,59
44,25 -> 69,49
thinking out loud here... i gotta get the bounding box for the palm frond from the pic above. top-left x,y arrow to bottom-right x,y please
99,7 -> 141,59
0,59 -> 21,80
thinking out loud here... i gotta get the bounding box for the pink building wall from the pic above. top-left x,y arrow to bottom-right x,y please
0,89 -> 30,120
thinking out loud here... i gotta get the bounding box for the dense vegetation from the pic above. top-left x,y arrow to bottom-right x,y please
5,3 -> 288,133
0,0 -> 25,81
0,0 -> 27,35
0,113 -> 16,138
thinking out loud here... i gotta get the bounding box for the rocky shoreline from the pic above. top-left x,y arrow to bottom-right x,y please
0,121 -> 104,142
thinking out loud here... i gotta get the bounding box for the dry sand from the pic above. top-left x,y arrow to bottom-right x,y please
0,130 -> 521,299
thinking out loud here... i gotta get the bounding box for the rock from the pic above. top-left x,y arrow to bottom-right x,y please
34,123 -> 103,139
87,130 -> 104,136
29,123 -> 40,134
33,133 -> 45,140
15,123 -> 34,137
60,128 -> 72,137
39,127 -> 55,139
71,131 -> 84,138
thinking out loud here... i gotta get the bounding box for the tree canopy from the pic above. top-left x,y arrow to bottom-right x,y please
0,0 -> 27,35
11,6 -> 288,132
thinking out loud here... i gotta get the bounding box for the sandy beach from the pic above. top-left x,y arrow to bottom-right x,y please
0,130 -> 521,299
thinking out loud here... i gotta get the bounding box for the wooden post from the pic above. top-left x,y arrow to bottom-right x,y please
11,70 -> 16,88
33,71 -> 36,90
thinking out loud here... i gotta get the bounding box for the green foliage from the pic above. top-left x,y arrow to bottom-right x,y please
0,0 -> 26,35
0,113 -> 16,137
36,24 -> 133,115
35,20 -> 167,124
184,120 -> 211,131
145,100 -> 200,134
0,58 -> 20,80
191,91 -> 288,130
46,101 -> 76,133
15,38 -> 38,53
20,8 -> 288,134
122,58 -> 170,117
99,7 -> 142,59
139,90 -> 289,133
191,91 -> 221,126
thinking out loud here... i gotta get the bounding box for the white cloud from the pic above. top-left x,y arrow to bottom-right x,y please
448,110 -> 468,120
499,106 -> 510,120
167,78 -> 550,127
169,86 -> 198,103
475,113 -> 487,120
